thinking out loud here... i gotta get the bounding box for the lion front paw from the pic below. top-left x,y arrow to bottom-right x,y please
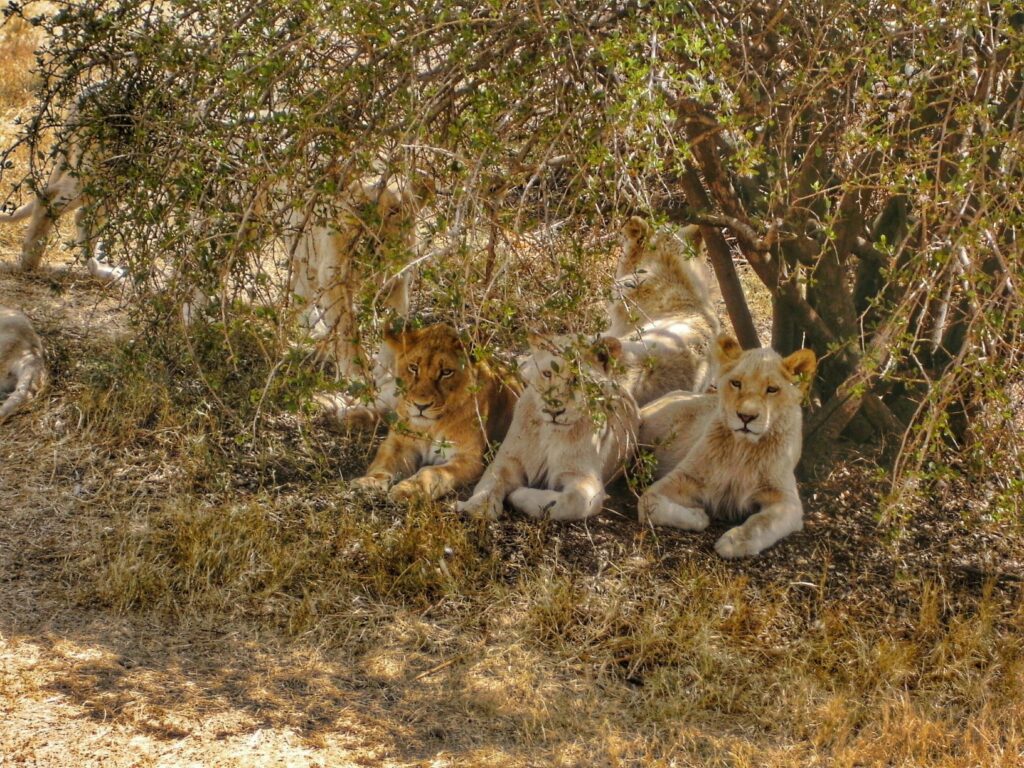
350,474 -> 390,494
455,492 -> 503,520
714,527 -> 758,559
638,492 -> 709,531
388,477 -> 432,503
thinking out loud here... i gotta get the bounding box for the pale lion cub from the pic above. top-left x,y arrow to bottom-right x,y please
289,173 -> 432,378
457,334 -> 640,521
0,307 -> 47,422
638,335 -> 816,558
609,216 -> 719,405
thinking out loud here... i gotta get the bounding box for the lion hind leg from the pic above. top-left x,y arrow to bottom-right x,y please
316,279 -> 362,379
19,172 -> 82,270
510,474 -> 606,521
381,270 -> 411,315
74,198 -> 112,263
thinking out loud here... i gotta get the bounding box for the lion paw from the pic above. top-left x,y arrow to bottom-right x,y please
350,475 -> 390,494
388,478 -> 430,503
714,527 -> 757,559
455,492 -> 503,520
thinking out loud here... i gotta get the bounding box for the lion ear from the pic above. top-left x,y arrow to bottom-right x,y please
410,169 -> 437,206
782,348 -> 817,392
384,321 -> 413,352
714,334 -> 743,367
680,223 -> 703,248
621,216 -> 652,243
619,217 -> 652,275
592,336 -> 623,372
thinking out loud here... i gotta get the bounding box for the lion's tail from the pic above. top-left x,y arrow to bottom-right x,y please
0,201 -> 37,224
0,354 -> 47,423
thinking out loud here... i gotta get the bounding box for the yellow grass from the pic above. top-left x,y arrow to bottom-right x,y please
1,15 -> 1022,768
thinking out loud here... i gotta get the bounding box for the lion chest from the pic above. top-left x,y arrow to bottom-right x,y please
517,423 -> 610,489
415,433 -> 462,467
692,433 -> 797,521
700,471 -> 761,521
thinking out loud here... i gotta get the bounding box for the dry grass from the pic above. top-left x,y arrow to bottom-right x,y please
2,16 -> 1023,768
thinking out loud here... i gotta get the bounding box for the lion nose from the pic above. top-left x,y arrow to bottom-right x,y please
414,401 -> 433,415
737,411 -> 757,425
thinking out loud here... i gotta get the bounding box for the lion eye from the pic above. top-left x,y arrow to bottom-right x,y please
440,368 -> 454,378
542,370 -> 553,379
730,380 -> 741,389
766,385 -> 779,394
408,363 -> 419,375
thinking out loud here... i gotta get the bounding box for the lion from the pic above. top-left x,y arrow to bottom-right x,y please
608,216 -> 720,406
4,98 -> 430,418
0,80 -> 144,272
1,85 -> 429,405
0,122 -> 110,273
637,334 -> 817,558
288,173 -> 431,376
290,171 -> 436,426
0,307 -> 47,423
350,323 -> 520,501
456,334 -> 640,521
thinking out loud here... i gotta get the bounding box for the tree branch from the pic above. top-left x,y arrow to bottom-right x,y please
671,167 -> 761,349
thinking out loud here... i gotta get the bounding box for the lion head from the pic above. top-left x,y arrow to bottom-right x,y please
522,334 -> 626,427
344,173 -> 435,248
713,335 -> 816,442
385,323 -> 477,427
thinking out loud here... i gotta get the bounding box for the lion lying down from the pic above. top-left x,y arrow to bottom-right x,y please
638,335 -> 816,558
457,334 -> 640,521
0,307 -> 47,423
351,323 -> 520,501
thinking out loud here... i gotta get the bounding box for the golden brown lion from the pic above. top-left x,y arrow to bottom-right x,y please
350,323 -> 520,501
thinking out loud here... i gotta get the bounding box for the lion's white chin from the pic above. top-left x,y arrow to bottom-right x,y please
734,428 -> 763,442
726,417 -> 765,441
405,412 -> 439,426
